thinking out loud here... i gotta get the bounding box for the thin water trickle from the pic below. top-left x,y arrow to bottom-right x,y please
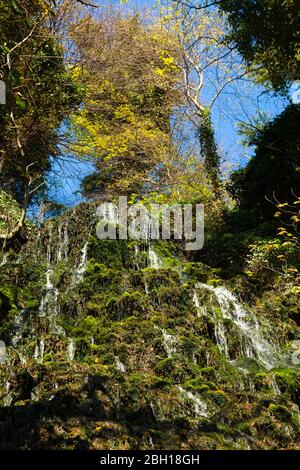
115,357 -> 126,373
0,253 -> 9,267
73,241 -> 89,285
148,246 -> 162,268
34,339 -> 45,363
57,222 -> 69,261
3,381 -> 13,407
161,328 -> 177,357
67,338 -> 76,361
177,386 -> 208,417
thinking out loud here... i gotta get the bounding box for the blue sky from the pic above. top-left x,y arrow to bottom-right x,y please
46,0 -> 289,208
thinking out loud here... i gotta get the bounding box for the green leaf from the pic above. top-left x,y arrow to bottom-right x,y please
16,96 -> 26,110
12,69 -> 21,85
9,0 -> 19,12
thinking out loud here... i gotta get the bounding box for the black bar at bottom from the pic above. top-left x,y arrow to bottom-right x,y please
0,450 -> 299,467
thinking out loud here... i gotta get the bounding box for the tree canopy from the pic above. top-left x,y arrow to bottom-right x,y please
219,0 -> 300,90
70,14 -> 181,198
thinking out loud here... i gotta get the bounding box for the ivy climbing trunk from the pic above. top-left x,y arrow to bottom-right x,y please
197,109 -> 221,196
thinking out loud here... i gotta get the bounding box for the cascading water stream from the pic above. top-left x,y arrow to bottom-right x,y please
161,328 -> 177,357
39,269 -> 59,318
57,221 -> 69,262
66,338 -> 76,361
34,339 -> 45,363
0,253 -> 9,266
73,241 -> 89,285
177,386 -> 208,418
115,356 -> 126,373
148,246 -> 162,269
193,283 -> 284,370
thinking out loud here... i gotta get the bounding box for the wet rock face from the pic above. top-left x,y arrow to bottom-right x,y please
0,202 -> 300,450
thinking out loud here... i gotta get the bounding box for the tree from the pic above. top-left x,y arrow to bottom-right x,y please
174,0 -> 300,90
162,4 -> 253,194
0,0 -> 82,240
217,0 -> 300,91
69,13 -> 181,198
228,104 -> 300,224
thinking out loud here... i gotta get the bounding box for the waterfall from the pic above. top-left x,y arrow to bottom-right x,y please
195,283 -> 282,370
193,291 -> 200,308
115,356 -> 126,373
11,311 -> 24,348
134,245 -> 140,270
270,376 -> 281,395
73,241 -> 89,285
57,224 -> 62,261
148,246 -> 162,269
0,253 -> 9,267
46,223 -> 53,263
193,290 -> 228,352
193,292 -> 207,317
177,386 -> 208,417
39,269 -> 59,317
57,222 -> 69,261
0,340 -> 6,365
214,321 -> 229,357
161,328 -> 177,357
10,310 -> 28,364
3,381 -> 13,407
149,437 -> 154,449
34,339 -> 45,363
66,338 -> 76,361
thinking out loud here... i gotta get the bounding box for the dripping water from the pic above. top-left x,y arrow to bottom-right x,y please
177,386 -> 208,417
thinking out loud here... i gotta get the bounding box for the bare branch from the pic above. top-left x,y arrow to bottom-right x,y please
76,0 -> 99,7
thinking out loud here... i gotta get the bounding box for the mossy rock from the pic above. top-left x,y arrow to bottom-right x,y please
105,291 -> 147,321
155,357 -> 175,376
269,404 -> 293,422
235,357 -> 263,373
204,390 -> 228,407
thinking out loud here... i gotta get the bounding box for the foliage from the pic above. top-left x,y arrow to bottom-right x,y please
244,238 -> 299,284
0,190 -> 22,234
228,104 -> 300,224
69,14 -> 181,198
220,0 -> 300,90
0,0 -> 82,234
162,4 -> 248,194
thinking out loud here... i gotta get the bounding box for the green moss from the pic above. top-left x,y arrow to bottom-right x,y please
105,291 -> 147,321
235,357 -> 263,373
151,376 -> 172,390
204,390 -> 228,407
269,404 -> 293,422
155,357 -> 175,375
199,367 -> 217,381
183,262 -> 220,283
273,368 -> 299,393
1,203 -> 300,450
